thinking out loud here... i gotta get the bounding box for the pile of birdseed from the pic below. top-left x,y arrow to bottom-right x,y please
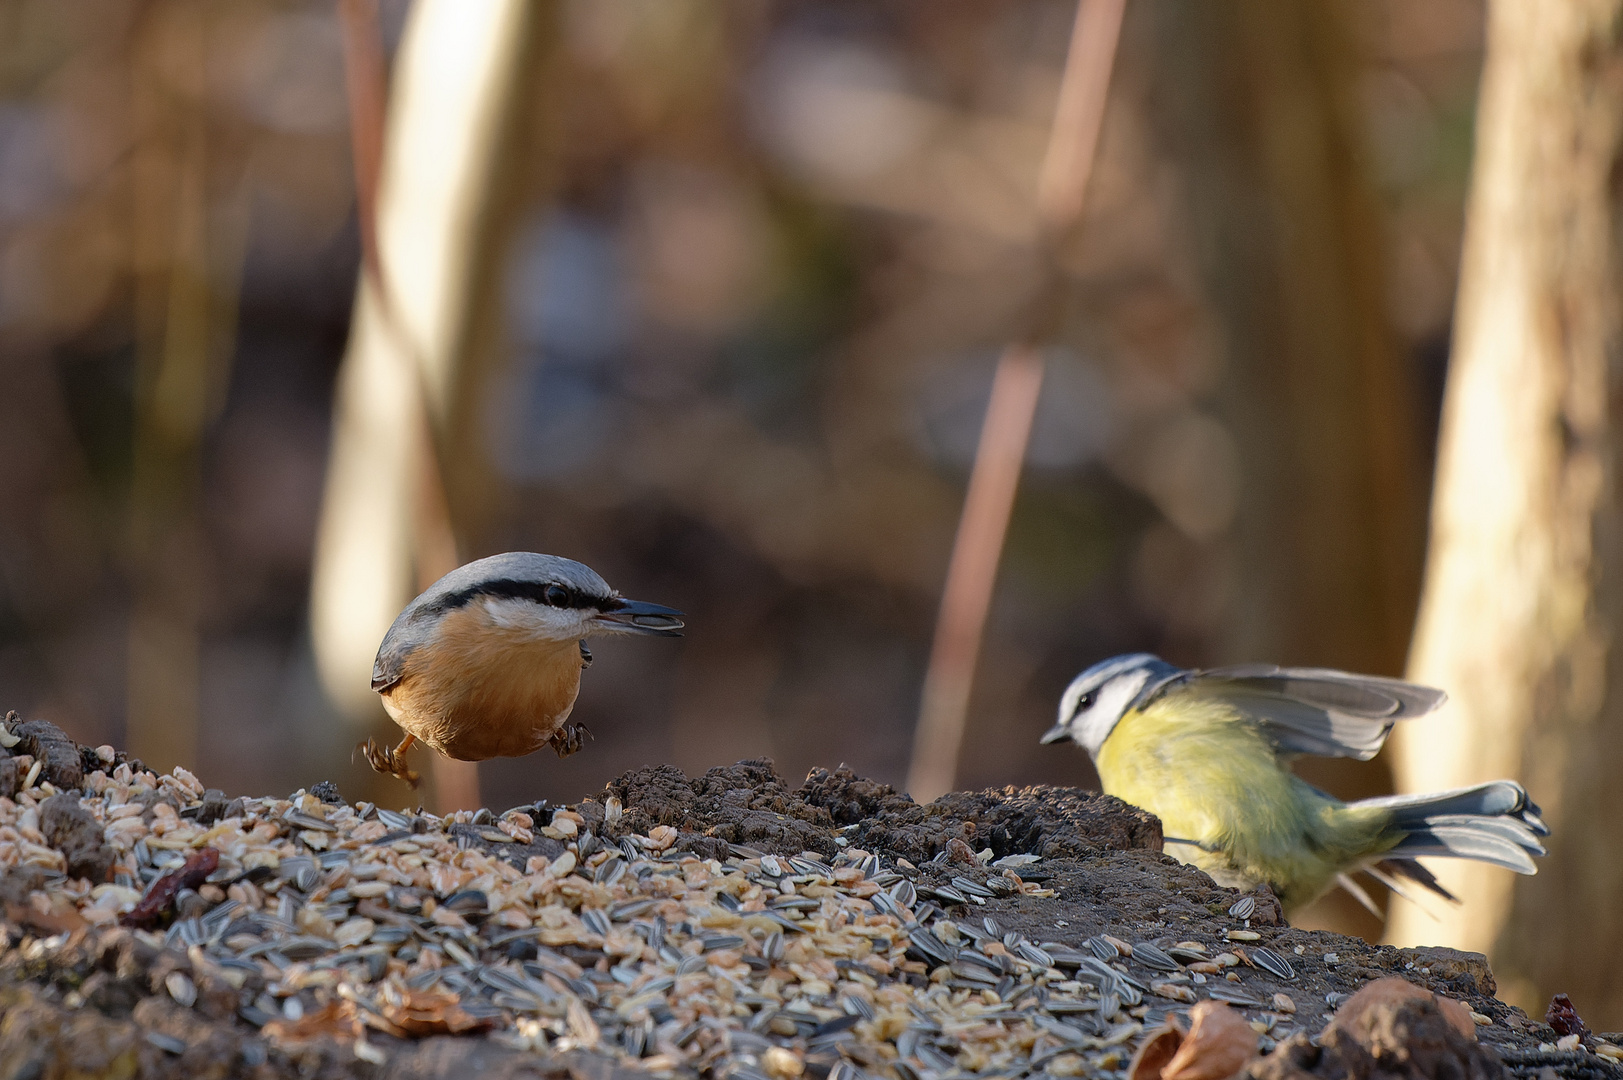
0,713 -> 1617,1080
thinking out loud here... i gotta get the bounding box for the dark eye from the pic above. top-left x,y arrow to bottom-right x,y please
543,584 -> 570,606
1076,690 -> 1098,714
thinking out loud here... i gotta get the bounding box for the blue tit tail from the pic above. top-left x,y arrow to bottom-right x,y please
1358,780 -> 1548,896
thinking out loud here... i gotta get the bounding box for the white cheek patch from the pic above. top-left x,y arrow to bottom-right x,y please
480,597 -> 590,641
1074,669 -> 1151,757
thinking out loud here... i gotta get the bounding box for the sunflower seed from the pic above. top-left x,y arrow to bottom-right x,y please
1034,1013 -> 1091,1044
1086,936 -> 1120,962
790,856 -> 833,878
950,876 -> 992,899
1228,896 -> 1257,920
146,1032 -> 187,1055
1044,998 -> 1100,1015
772,896 -> 821,912
610,898 -> 655,921
165,971 -> 196,1008
442,890 -> 488,916
285,810 -> 336,833
1250,946 -> 1297,981
1206,984 -> 1264,1006
906,928 -> 956,967
1018,942 -> 1054,969
1132,942 -> 1180,972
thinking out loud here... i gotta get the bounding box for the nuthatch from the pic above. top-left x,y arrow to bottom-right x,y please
362,552 -> 683,786
1042,653 -> 1548,914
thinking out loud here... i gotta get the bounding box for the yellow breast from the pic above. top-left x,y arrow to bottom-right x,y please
1093,693 -> 1396,908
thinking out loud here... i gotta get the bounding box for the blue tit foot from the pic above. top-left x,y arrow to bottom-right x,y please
579,641 -> 593,669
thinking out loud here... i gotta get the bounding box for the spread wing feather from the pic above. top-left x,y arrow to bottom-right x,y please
1184,665 -> 1446,761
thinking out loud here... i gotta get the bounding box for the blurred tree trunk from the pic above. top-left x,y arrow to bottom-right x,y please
1389,0 -> 1623,1021
1152,2 -> 1428,937
310,0 -> 545,811
127,3 -> 249,773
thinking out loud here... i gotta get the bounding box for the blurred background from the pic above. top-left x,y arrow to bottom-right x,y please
2,0 -> 1617,1021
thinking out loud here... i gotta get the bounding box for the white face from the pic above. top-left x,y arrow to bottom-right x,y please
1054,664 -> 1154,758
479,596 -> 598,643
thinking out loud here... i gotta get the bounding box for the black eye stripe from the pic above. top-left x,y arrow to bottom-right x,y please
431,579 -> 613,613
1073,689 -> 1098,718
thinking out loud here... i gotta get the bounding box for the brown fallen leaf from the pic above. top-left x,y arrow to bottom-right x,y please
262,1000 -> 362,1045
1130,1020 -> 1187,1080
6,900 -> 87,936
1546,993 -> 1589,1041
1328,977 -> 1476,1042
380,987 -> 495,1036
1130,1001 -> 1259,1080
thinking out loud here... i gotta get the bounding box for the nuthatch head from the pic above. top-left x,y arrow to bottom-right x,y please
1042,653 -> 1547,914
360,552 -> 683,786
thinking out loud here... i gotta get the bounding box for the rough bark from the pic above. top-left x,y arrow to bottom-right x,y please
1390,0 -> 1623,1024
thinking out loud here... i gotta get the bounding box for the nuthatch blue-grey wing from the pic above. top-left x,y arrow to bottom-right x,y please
1042,653 -> 1547,914
361,552 -> 683,786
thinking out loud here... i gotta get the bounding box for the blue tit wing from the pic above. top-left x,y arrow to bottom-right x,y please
1188,665 -> 1446,761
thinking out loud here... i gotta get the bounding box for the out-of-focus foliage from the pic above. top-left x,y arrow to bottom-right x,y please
0,0 -> 1483,846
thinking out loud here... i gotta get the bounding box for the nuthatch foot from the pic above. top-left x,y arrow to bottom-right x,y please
362,552 -> 683,786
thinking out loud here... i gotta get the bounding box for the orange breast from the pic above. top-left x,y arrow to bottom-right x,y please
381,606 -> 585,760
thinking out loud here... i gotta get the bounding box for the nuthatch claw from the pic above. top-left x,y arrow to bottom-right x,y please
548,722 -> 592,758
358,736 -> 420,788
367,553 -> 682,784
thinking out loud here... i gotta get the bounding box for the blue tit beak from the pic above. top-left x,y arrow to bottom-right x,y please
593,598 -> 685,637
1039,723 -> 1070,745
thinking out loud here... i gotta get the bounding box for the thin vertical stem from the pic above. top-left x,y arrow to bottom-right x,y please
908,347 -> 1045,801
907,0 -> 1127,803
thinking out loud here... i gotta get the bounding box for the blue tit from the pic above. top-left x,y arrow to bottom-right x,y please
1041,653 -> 1547,914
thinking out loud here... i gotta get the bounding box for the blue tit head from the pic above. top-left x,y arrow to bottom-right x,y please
1041,653 -> 1184,758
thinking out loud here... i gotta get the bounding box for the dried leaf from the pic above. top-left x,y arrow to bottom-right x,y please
1329,977 -> 1476,1042
120,847 -> 219,928
1130,1002 -> 1258,1080
380,987 -> 495,1036
262,1000 -> 362,1045
4,900 -> 87,935
1546,994 -> 1589,1040
1129,1021 -> 1187,1080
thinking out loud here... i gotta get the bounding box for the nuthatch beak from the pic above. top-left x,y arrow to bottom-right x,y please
359,552 -> 683,787
590,598 -> 685,636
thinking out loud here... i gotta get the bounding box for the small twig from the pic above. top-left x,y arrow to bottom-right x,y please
907,0 -> 1127,803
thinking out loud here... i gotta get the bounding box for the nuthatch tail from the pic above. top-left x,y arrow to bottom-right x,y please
362,552 -> 683,786
1041,653 -> 1548,914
